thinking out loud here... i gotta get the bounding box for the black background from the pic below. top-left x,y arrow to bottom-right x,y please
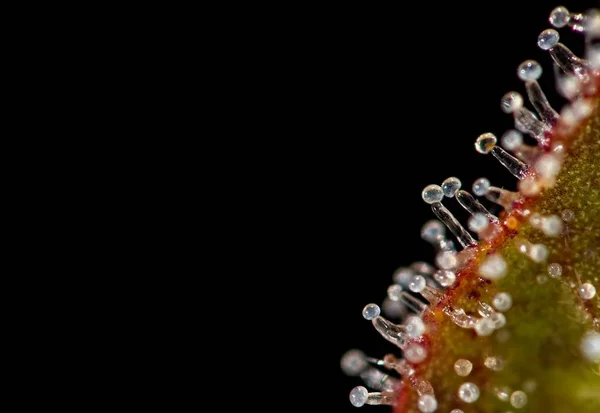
254,0 -> 599,411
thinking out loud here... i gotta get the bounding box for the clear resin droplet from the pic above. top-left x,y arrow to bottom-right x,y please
387,284 -> 403,301
409,275 -> 426,293
473,178 -> 491,196
454,359 -> 473,377
458,382 -> 480,403
393,267 -> 414,286
362,303 -> 380,320
490,312 -> 506,329
501,129 -> 523,151
442,177 -> 462,197
579,283 -> 596,300
349,386 -> 369,407
479,254 -> 507,280
418,394 -> 437,413
405,343 -> 427,363
341,349 -> 367,376
421,220 -> 445,242
517,60 -> 542,81
406,315 -> 425,338
510,390 -> 528,408
500,92 -> 523,114
422,184 -> 444,204
468,213 -> 489,232
580,332 -> 600,363
493,292 -> 513,311
475,317 -> 496,336
484,356 -> 505,371
538,29 -> 559,50
475,133 -> 497,153
549,6 -> 570,28
434,269 -> 456,287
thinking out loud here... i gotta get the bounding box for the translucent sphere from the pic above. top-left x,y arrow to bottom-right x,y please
393,267 -> 414,286
510,390 -> 528,408
580,331 -> 600,363
406,315 -> 426,338
417,394 -> 437,413
538,29 -> 559,50
475,317 -> 495,336
468,213 -> 489,232
421,220 -> 445,242
436,251 -> 457,270
408,275 -> 426,293
442,177 -> 462,197
405,343 -> 427,363
547,263 -> 562,278
549,6 -> 570,28
362,303 -> 380,320
501,129 -> 523,151
472,177 -> 491,196
517,60 -> 542,81
458,382 -> 480,403
341,350 -> 367,376
493,292 -> 513,311
579,283 -> 596,300
454,359 -> 473,377
475,133 -> 497,154
501,91 -> 524,113
490,312 -> 506,329
349,386 -> 368,407
484,356 -> 504,371
479,254 -> 507,280
434,269 -> 456,287
422,184 -> 444,204
450,410 -> 464,413
387,284 -> 403,301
